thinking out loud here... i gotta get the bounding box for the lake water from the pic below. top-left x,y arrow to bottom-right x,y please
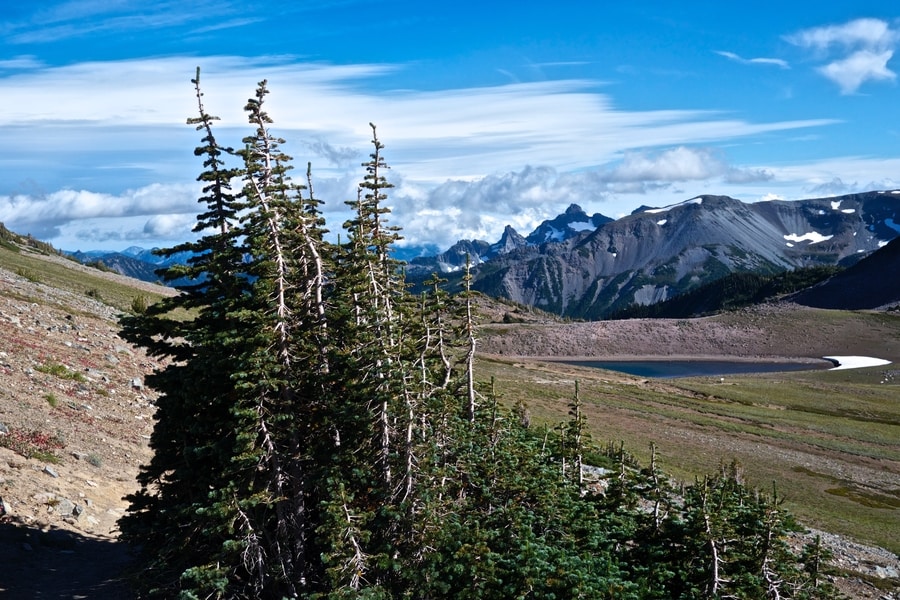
559,359 -> 830,379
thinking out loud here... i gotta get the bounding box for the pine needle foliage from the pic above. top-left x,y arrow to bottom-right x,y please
120,72 -> 847,600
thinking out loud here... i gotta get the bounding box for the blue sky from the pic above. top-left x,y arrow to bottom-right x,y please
1,1 -> 899,252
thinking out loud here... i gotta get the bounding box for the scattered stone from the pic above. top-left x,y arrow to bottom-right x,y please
875,565 -> 899,579
42,466 -> 59,478
131,377 -> 143,390
56,497 -> 76,517
0,422 -> 8,435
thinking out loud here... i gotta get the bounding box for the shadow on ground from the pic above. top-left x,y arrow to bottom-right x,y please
0,521 -> 135,599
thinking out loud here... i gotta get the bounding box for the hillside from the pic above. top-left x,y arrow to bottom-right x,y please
790,236 -> 900,310
0,242 -> 176,597
0,242 -> 897,597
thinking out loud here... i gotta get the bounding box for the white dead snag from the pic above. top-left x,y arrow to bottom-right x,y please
462,257 -> 477,422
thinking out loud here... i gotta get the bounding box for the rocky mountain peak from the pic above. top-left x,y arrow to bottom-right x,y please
491,225 -> 527,255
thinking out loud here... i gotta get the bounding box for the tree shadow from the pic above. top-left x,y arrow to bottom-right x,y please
0,520 -> 136,599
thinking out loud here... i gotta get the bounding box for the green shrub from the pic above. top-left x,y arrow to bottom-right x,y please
35,362 -> 86,382
131,294 -> 149,314
15,267 -> 40,282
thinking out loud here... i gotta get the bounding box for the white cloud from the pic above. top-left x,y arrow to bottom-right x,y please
0,54 -> 885,251
603,147 -> 772,185
787,18 -> 898,51
608,147 -> 723,182
787,18 -> 899,93
0,56 -> 835,181
0,55 -> 45,70
390,148 -> 777,249
715,51 -> 789,69
0,183 -> 198,241
818,49 -> 895,94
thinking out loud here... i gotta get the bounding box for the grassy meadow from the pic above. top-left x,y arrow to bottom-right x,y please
0,244 -> 175,315
476,355 -> 900,554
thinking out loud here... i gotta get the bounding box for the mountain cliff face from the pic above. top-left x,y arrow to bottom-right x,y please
406,204 -> 611,276
472,191 -> 899,318
524,203 -> 613,245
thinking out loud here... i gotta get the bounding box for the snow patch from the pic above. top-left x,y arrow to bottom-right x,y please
656,219 -> 667,226
643,197 -> 703,215
783,232 -> 833,244
547,226 -> 565,242
824,356 -> 891,370
841,209 -> 855,214
831,200 -> 841,210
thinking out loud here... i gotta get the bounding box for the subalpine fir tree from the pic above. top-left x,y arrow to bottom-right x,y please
121,72 -> 337,598
119,69 -> 261,597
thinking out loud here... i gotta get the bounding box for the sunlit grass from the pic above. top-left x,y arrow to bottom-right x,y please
476,355 -> 900,554
0,245 -> 175,314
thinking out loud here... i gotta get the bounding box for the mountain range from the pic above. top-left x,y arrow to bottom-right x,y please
67,191 -> 900,318
459,191 -> 899,318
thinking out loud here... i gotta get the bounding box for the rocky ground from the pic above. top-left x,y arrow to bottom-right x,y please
0,259 -> 896,598
0,260 -> 166,597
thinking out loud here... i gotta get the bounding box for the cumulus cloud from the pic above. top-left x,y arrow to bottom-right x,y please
0,183 -> 198,241
787,18 -> 899,93
390,149 -> 775,249
818,50 -> 895,94
607,147 -> 723,182
787,18 -> 898,51
302,138 -> 362,168
602,147 -> 772,185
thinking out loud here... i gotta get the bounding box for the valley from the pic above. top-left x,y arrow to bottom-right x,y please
0,240 -> 897,597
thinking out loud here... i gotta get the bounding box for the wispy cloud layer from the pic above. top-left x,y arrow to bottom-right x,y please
0,54 -> 844,250
715,51 -> 790,69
